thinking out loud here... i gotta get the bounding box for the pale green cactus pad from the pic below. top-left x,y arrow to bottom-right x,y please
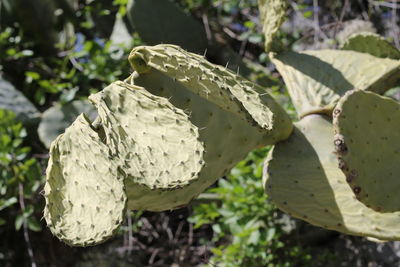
264,114 -> 400,240
89,81 -> 206,211
258,0 -> 288,52
271,50 -> 400,117
127,0 -> 207,54
38,100 -> 97,148
44,114 -> 127,246
341,32 -> 400,60
125,45 -> 292,211
128,44 -> 292,141
336,19 -> 376,45
333,90 -> 400,212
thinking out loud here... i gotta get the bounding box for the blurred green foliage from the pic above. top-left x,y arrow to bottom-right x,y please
0,109 -> 42,231
189,147 -> 313,266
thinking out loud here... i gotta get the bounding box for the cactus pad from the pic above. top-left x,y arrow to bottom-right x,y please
38,100 -> 97,148
341,32 -> 400,60
258,0 -> 288,52
264,114 -> 400,240
90,81 -> 205,191
271,50 -> 400,117
333,90 -> 400,212
128,44 -> 292,140
44,114 -> 127,246
126,45 -> 292,210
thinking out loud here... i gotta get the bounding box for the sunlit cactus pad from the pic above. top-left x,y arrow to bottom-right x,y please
341,32 -> 400,60
128,44 -> 292,140
333,90 -> 400,212
271,50 -> 400,117
89,81 -> 206,211
44,114 -> 127,246
264,114 -> 400,240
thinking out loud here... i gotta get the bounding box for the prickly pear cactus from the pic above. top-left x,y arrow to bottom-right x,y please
333,90 -> 400,212
271,50 -> 400,117
341,32 -> 400,60
264,114 -> 400,240
258,0 -> 288,52
44,43 -> 293,244
44,114 -> 127,246
38,100 -> 97,148
128,44 -> 292,142
336,19 -> 376,45
125,44 -> 292,210
127,0 -> 208,54
89,81 -> 206,211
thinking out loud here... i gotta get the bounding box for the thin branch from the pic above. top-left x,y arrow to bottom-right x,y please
202,14 -> 212,42
313,0 -> 320,43
18,183 -> 37,267
333,0 -> 350,39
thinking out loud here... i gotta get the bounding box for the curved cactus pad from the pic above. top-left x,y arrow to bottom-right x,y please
264,114 -> 400,240
341,32 -> 400,60
90,81 -> 205,191
333,90 -> 400,212
38,100 -> 97,148
258,0 -> 288,52
44,114 -> 127,246
128,44 -> 292,140
271,50 -> 400,117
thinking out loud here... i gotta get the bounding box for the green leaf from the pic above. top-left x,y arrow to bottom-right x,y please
27,218 -> 41,232
15,215 -> 24,231
0,197 -> 17,211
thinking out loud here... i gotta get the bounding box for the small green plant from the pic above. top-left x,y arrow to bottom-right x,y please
0,109 -> 42,231
189,147 -> 312,266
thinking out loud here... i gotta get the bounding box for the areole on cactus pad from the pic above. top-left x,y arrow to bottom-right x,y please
264,114 -> 400,240
333,90 -> 400,213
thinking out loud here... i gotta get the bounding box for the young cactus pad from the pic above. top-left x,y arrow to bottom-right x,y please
44,114 -> 127,246
341,32 -> 400,60
89,81 -> 206,211
128,44 -> 292,141
271,50 -> 400,117
258,0 -> 288,52
126,44 -> 292,210
333,90 -> 400,212
264,114 -> 400,240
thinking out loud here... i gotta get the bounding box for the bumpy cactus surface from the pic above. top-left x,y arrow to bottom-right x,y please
271,50 -> 400,117
264,115 -> 400,240
126,44 -> 292,210
258,0 -> 288,52
341,32 -> 400,60
44,114 -> 127,246
89,81 -> 206,211
333,90 -> 400,212
44,44 -> 292,245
